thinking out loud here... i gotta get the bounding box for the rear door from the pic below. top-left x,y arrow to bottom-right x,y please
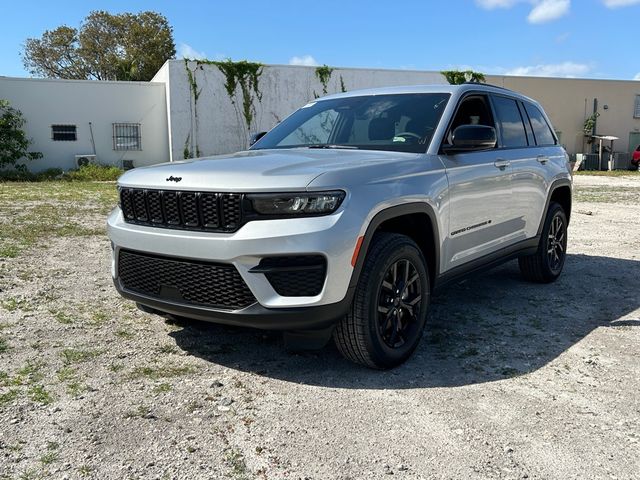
439,93 -> 518,272
513,100 -> 565,239
490,94 -> 543,242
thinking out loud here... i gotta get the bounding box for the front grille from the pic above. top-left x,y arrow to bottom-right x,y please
258,256 -> 327,297
120,188 -> 243,232
118,250 -> 256,310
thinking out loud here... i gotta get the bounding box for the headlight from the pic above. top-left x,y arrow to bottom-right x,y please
246,191 -> 345,216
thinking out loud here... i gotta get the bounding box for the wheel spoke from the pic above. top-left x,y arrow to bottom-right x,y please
382,280 -> 394,291
378,305 -> 390,314
403,260 -> 410,283
392,262 -> 398,284
407,273 -> 419,288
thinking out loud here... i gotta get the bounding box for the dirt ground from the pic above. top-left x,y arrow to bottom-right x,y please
0,174 -> 639,480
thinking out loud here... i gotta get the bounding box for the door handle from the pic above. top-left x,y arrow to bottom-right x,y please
494,159 -> 510,170
537,155 -> 549,164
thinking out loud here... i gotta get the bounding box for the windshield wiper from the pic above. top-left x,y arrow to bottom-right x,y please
305,144 -> 358,150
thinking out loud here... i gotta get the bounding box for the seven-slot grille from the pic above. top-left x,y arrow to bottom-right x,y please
117,249 -> 256,310
119,188 -> 242,232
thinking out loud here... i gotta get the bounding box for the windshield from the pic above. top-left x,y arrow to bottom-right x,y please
252,93 -> 450,154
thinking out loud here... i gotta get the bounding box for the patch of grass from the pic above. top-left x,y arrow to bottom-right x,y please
129,364 -> 196,381
574,186 -> 639,204
1,297 -> 32,312
224,448 -> 250,480
574,170 -> 639,177
60,348 -> 102,365
90,310 -> 110,326
40,449 -> 59,465
78,465 -> 93,477
152,383 -> 172,394
0,336 -> 8,354
124,404 -> 152,419
16,361 -> 45,385
115,328 -> 134,339
156,344 -> 178,354
0,181 -> 118,258
0,388 -> 19,406
50,309 -> 73,325
109,363 -> 124,373
64,164 -> 123,182
28,384 -> 53,405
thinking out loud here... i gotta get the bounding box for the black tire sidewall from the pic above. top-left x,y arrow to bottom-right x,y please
360,239 -> 430,368
540,203 -> 568,278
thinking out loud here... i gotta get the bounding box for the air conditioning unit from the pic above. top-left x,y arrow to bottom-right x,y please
75,154 -> 97,168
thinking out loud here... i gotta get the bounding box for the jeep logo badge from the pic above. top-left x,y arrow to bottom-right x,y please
166,176 -> 182,183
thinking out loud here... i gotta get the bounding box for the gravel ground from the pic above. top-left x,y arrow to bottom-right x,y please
0,174 -> 639,480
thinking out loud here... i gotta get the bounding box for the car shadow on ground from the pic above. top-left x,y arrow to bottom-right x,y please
169,253 -> 640,389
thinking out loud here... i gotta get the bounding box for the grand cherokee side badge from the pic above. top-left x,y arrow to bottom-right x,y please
166,176 -> 182,182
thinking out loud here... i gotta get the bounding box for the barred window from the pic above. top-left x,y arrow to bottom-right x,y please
634,95 -> 640,119
113,123 -> 142,150
52,124 -> 77,141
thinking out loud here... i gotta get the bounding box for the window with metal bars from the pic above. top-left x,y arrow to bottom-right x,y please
51,125 -> 77,141
634,95 -> 640,119
113,123 -> 142,150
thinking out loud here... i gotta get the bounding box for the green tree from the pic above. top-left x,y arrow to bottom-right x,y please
22,11 -> 175,81
441,70 -> 486,85
0,100 -> 42,169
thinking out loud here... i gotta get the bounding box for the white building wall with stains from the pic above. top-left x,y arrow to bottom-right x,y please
152,61 -> 445,162
0,76 -> 169,171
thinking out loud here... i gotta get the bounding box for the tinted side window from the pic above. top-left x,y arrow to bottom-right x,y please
524,103 -> 556,146
492,96 -> 528,148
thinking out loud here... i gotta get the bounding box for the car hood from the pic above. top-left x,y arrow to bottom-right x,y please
117,148 -> 420,192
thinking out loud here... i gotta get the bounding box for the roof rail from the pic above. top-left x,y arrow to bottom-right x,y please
462,81 -> 510,90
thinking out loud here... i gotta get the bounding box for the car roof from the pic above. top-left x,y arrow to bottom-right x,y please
320,83 -> 537,104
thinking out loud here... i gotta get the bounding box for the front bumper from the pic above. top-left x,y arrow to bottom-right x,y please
107,207 -> 360,329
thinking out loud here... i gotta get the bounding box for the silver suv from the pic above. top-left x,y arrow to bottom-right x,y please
107,83 -> 571,369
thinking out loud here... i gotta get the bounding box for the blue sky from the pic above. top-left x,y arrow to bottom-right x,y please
1,0 -> 639,80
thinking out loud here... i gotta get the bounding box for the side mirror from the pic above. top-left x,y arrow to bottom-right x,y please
249,131 -> 268,146
443,125 -> 497,153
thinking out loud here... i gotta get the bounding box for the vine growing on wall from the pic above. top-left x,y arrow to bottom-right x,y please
583,111 -> 599,135
340,75 -> 347,93
209,59 -> 263,131
315,65 -> 334,95
183,58 -> 264,154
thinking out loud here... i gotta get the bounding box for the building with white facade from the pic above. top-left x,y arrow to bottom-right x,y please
2,61 -> 639,171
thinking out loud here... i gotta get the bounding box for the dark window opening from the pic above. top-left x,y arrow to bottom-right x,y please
52,124 -> 77,141
113,123 -> 142,151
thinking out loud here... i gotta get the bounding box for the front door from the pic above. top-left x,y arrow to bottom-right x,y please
439,94 -> 518,272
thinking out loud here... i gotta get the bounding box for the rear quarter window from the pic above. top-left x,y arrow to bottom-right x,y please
524,103 -> 556,146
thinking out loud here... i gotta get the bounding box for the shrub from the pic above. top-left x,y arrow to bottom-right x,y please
63,164 -> 123,181
0,166 -> 62,182
0,99 -> 42,168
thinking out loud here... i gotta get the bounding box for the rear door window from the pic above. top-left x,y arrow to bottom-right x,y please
492,96 -> 529,148
524,103 -> 556,146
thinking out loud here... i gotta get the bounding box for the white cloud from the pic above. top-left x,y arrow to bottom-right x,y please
527,0 -> 570,23
177,43 -> 207,60
602,0 -> 640,7
634,72 -> 640,80
476,0 -> 570,23
505,61 -> 590,77
289,55 -> 319,66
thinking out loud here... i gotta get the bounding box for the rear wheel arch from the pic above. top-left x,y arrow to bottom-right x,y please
537,178 -> 572,236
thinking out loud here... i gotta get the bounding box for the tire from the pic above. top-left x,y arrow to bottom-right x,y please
333,232 -> 430,369
518,202 -> 568,283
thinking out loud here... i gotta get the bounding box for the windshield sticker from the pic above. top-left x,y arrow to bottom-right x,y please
301,102 -> 317,109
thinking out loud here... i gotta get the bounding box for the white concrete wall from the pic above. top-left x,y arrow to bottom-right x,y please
0,76 -> 169,171
157,61 -> 445,161
158,60 -> 640,159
